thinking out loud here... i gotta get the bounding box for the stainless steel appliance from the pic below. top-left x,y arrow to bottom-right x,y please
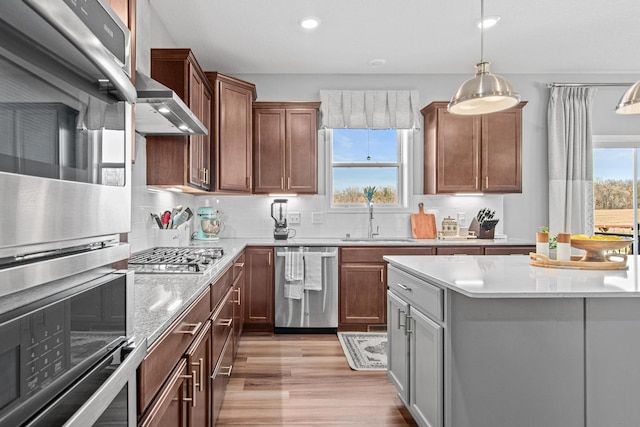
274,247 -> 338,333
0,0 -> 134,253
129,247 -> 225,274
0,0 -> 141,425
271,199 -> 291,240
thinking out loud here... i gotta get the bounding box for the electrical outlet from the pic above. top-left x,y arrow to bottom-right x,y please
312,212 -> 324,224
288,212 -> 301,225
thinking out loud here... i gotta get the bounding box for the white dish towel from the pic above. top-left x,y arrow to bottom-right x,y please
285,251 -> 304,281
304,252 -> 323,291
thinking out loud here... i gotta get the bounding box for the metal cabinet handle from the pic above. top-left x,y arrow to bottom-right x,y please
220,365 -> 233,377
398,309 -> 406,330
268,251 -> 271,266
191,358 -> 204,391
177,322 -> 202,335
204,168 -> 210,185
281,177 -> 284,190
220,318 -> 233,327
380,268 -> 384,283
396,283 -> 411,291
287,177 -> 291,189
180,370 -> 197,407
234,262 -> 245,268
405,314 -> 413,335
485,176 -> 489,188
234,288 -> 241,305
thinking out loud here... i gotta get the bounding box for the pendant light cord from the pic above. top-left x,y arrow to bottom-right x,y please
480,0 -> 484,63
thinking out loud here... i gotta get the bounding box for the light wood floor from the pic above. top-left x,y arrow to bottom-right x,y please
216,333 -> 417,426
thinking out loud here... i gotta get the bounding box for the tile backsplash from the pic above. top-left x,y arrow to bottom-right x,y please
130,134 -> 504,253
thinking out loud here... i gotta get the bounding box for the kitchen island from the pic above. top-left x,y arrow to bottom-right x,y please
384,254 -> 640,427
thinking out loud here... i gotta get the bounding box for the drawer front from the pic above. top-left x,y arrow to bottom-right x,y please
138,287 -> 211,411
341,246 -> 433,263
484,245 -> 535,255
212,331 -> 234,425
387,265 -> 443,321
212,265 -> 233,311
211,287 -> 234,364
436,246 -> 483,255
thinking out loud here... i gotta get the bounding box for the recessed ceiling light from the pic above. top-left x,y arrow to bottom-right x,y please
369,58 -> 386,68
475,15 -> 500,29
299,16 -> 321,30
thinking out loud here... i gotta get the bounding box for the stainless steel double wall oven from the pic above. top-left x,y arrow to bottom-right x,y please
0,0 -> 143,426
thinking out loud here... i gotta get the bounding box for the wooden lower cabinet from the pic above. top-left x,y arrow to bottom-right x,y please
138,359 -> 189,427
138,260 -> 243,426
339,246 -> 433,331
244,247 -> 274,331
340,263 -> 386,326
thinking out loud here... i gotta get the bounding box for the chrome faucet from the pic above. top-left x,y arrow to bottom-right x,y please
367,201 -> 379,239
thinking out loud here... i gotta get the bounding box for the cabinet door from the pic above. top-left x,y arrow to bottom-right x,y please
138,359 -> 189,427
201,87 -> 212,190
218,81 -> 253,192
481,108 -> 522,193
339,263 -> 386,326
232,258 -> 245,357
244,247 -> 274,329
436,107 -> 480,193
387,290 -> 410,405
253,109 -> 285,193
185,321 -> 212,427
285,109 -> 317,193
409,307 -> 443,427
188,67 -> 204,188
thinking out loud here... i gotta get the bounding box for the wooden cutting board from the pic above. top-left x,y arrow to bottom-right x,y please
410,203 -> 437,239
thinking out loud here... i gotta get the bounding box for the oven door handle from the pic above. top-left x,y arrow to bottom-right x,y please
62,339 -> 147,427
24,0 -> 137,104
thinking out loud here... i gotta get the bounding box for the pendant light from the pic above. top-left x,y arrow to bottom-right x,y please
448,0 -> 520,115
615,80 -> 640,114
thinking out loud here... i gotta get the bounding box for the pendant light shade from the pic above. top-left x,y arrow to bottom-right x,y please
448,62 -> 520,115
615,80 -> 640,114
448,0 -> 520,115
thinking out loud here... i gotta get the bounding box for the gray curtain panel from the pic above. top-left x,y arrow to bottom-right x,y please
547,86 -> 596,236
319,90 -> 420,129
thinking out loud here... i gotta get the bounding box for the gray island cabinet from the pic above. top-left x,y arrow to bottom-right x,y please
384,254 -> 640,427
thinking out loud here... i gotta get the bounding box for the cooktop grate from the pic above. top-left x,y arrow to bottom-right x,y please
129,247 -> 224,274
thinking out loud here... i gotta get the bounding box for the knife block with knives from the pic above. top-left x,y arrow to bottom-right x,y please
470,208 -> 499,239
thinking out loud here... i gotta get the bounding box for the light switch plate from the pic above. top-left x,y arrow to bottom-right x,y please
312,212 -> 323,224
288,212 -> 301,224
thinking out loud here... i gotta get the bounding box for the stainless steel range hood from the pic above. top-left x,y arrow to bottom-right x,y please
134,71 -> 208,135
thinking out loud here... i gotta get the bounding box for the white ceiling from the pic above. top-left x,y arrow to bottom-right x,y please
149,0 -> 640,76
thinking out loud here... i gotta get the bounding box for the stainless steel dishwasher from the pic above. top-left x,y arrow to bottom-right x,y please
274,246 -> 338,333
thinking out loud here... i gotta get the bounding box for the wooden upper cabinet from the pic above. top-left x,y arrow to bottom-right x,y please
253,102 -> 320,194
422,101 -> 526,194
146,49 -> 213,192
206,73 -> 257,193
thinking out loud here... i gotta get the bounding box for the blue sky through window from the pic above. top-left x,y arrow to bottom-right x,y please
594,148 -> 633,180
332,128 -> 398,192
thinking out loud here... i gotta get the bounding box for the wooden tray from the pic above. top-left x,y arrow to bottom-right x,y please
529,252 -> 628,270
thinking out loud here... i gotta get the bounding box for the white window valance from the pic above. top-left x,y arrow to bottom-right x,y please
319,90 -> 421,129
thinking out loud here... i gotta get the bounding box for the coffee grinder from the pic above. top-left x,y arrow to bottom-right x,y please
271,199 -> 289,240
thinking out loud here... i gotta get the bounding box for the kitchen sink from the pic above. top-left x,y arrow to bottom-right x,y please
341,237 -> 415,242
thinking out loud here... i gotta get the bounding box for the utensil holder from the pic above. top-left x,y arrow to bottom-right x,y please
469,218 -> 495,239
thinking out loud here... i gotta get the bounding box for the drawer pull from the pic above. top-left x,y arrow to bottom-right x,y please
220,318 -> 233,327
234,262 -> 245,268
220,365 -> 233,377
180,370 -> 197,407
191,358 -> 204,391
234,288 -> 241,305
177,322 -> 202,335
396,283 -> 411,291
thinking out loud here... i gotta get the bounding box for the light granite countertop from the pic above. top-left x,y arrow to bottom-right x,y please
133,236 -> 535,347
384,254 -> 640,298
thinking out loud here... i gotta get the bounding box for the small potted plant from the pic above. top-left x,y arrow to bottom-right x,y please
363,186 -> 377,204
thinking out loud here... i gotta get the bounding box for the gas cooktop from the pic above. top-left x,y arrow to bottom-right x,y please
129,247 -> 224,274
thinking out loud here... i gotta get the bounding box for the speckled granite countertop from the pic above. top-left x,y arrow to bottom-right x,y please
133,237 -> 534,347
